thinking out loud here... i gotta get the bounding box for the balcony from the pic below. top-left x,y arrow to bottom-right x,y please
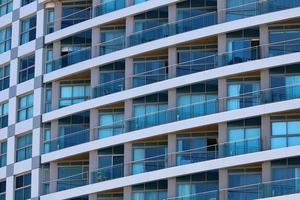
42,137 -> 261,194
46,0 -> 148,35
43,83 -> 300,153
45,0 -> 300,73
43,35 -> 300,115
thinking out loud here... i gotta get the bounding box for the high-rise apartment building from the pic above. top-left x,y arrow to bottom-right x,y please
1,0 -> 300,199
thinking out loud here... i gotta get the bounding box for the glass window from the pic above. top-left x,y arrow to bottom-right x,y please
133,56 -> 168,87
271,119 -> 300,149
132,180 -> 167,200
269,25 -> 300,56
96,61 -> 125,97
44,83 -> 52,113
227,77 -> 260,110
226,28 -> 260,65
0,64 -> 9,91
134,7 -> 168,32
96,0 -> 125,16
0,0 -> 12,17
15,173 -> 31,200
21,0 -> 35,6
19,54 -> 35,83
176,45 -> 217,76
0,180 -> 5,200
97,145 -> 124,181
176,132 -> 217,165
0,102 -> 8,129
132,142 -> 167,174
176,81 -> 218,119
226,0 -> 257,21
20,16 -> 36,45
57,161 -> 89,191
100,26 -> 125,55
131,93 -> 168,130
0,141 -> 6,167
176,171 -> 219,198
59,80 -> 90,107
61,0 -> 92,29
98,108 -> 124,139
17,93 -> 33,122
0,26 -> 11,54
58,112 -> 90,149
177,0 -> 217,20
228,168 -> 261,200
46,9 -> 55,34
16,133 -> 32,162
227,117 -> 261,156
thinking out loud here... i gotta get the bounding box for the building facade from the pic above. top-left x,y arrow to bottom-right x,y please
1,0 -> 300,199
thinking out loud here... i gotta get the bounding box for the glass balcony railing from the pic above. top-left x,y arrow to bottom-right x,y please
43,129 -> 90,153
44,83 -> 300,153
46,0 -> 147,34
166,177 -> 300,200
42,137 -> 261,194
45,0 -> 300,72
86,36 -> 300,101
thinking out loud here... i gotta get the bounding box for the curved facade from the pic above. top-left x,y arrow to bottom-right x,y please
1,0 -> 300,199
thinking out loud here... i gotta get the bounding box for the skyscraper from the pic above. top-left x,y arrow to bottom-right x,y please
1,0 -> 300,199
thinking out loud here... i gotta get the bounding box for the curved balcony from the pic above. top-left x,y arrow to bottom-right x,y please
45,0 -> 300,73
44,83 -> 300,153
46,0 -> 149,34
42,137 -> 261,194
44,36 -> 300,116
166,177 -> 300,200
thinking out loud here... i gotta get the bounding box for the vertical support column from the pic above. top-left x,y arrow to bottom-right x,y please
51,81 -> 59,111
125,15 -> 134,89
123,142 -> 132,176
260,24 -> 269,59
261,115 -> 271,150
219,169 -> 228,200
49,162 -> 58,193
168,3 -> 177,118
90,66 -> 99,140
218,122 -> 228,200
168,177 -> 177,198
123,186 -> 132,200
90,109 -> 98,140
218,79 -> 227,112
89,150 -> 98,185
92,27 -> 100,57
6,176 -> 14,200
50,120 -> 59,139
218,33 -> 227,111
217,0 -> 226,23
167,133 -> 177,198
125,58 -> 133,90
262,162 -> 272,182
54,2 -> 62,32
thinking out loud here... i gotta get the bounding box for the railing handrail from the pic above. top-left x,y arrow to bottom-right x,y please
45,82 -> 300,144
42,137 -> 261,184
165,176 -> 300,199
45,24 -> 300,75
89,36 -> 300,91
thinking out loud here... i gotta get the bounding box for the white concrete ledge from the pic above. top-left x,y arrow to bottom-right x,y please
40,145 -> 300,200
42,51 -> 300,123
43,7 -> 300,83
42,97 -> 300,163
